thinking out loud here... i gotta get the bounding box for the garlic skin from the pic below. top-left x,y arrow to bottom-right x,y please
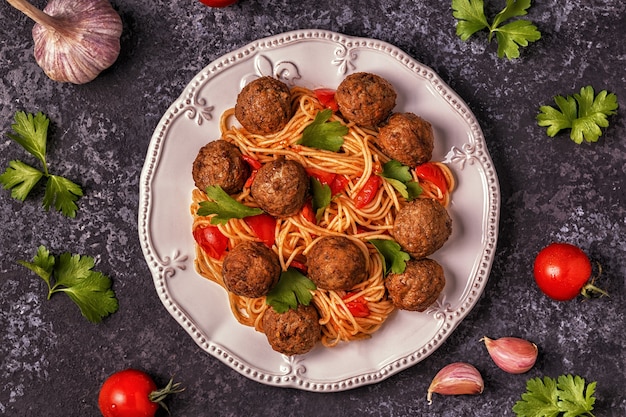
427,362 -> 484,404
482,336 -> 538,374
8,0 -> 123,84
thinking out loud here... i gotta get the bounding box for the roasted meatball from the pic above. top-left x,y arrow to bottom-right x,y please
306,236 -> 367,291
234,76 -> 293,135
262,304 -> 321,355
251,157 -> 309,217
335,72 -> 397,127
377,112 -> 434,166
192,139 -> 250,194
392,198 -> 452,258
221,241 -> 281,298
385,258 -> 445,311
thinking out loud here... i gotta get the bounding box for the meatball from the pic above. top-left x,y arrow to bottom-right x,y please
234,76 -> 293,135
385,258 -> 445,311
306,236 -> 367,291
377,112 -> 434,166
221,241 -> 281,298
251,157 -> 309,217
335,72 -> 397,127
192,140 -> 250,194
392,198 -> 452,258
262,304 -> 321,355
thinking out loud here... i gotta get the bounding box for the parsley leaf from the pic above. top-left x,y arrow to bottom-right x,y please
369,239 -> 410,275
311,177 -> 331,221
197,185 -> 263,224
512,375 -> 597,417
537,86 -> 619,144
556,375 -> 596,417
452,0 -> 541,59
266,268 -> 317,313
18,245 -> 118,323
0,111 -> 83,217
298,109 -> 348,152
381,160 -> 422,201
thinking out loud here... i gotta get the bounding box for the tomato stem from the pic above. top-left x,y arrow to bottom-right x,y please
581,262 -> 609,299
148,378 -> 184,415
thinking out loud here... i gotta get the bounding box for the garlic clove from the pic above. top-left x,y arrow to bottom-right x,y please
482,336 -> 538,374
427,362 -> 484,404
8,0 -> 123,84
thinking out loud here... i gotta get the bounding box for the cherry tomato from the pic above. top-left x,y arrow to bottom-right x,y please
354,175 -> 381,208
342,293 -> 370,318
306,168 -> 348,196
198,0 -> 238,7
98,369 -> 159,417
244,213 -> 276,247
242,155 -> 262,188
533,242 -> 593,301
314,88 -> 339,112
193,225 -> 228,259
300,200 -> 316,224
415,162 -> 448,194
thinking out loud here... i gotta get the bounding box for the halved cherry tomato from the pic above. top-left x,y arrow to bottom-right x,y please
242,155 -> 262,188
354,175 -> 381,208
314,88 -> 339,112
415,162 -> 448,194
289,260 -> 308,273
306,168 -> 348,196
198,0 -> 237,7
342,294 -> 370,318
244,213 -> 276,247
193,225 -> 228,259
300,200 -> 316,224
330,174 -> 349,196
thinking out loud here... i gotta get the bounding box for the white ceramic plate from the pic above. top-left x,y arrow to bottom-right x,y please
139,29 -> 500,392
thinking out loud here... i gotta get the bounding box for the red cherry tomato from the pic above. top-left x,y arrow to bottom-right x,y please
306,167 -> 348,196
533,242 -> 594,301
244,213 -> 276,247
98,369 -> 159,417
198,0 -> 238,7
193,225 -> 229,259
415,162 -> 448,194
354,175 -> 381,208
300,200 -> 317,224
342,293 -> 370,318
314,88 -> 339,111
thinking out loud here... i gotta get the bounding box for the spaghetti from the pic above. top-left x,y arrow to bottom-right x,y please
191,86 -> 455,347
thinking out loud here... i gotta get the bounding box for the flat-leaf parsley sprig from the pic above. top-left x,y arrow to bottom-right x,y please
512,374 -> 597,417
452,0 -> 541,59
0,111 -> 83,217
19,245 -> 119,323
537,86 -> 619,144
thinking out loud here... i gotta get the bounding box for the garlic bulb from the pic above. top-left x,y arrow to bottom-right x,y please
482,336 -> 538,374
7,0 -> 123,84
427,362 -> 484,404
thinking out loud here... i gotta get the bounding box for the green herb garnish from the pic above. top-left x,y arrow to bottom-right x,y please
369,239 -> 410,276
0,111 -> 83,217
298,109 -> 348,152
452,0 -> 541,59
381,160 -> 422,201
311,177 -> 331,221
197,185 -> 263,224
537,86 -> 619,144
19,245 -> 118,323
512,375 -> 597,417
266,268 -> 316,313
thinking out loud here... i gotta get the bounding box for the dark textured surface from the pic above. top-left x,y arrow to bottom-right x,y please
1,0 -> 625,416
